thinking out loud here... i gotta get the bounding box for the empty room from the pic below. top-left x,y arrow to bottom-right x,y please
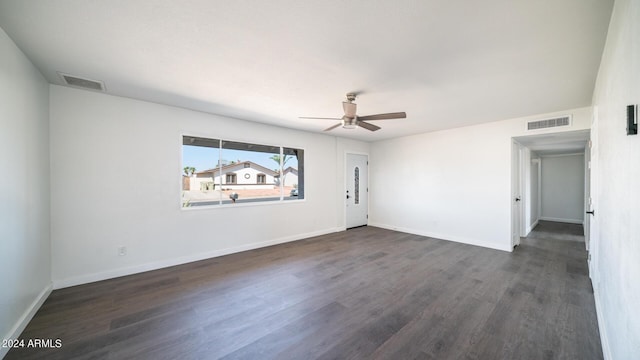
1,1 -> 638,359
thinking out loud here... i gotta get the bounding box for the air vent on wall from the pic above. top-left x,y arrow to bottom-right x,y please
526,115 -> 572,131
58,72 -> 105,92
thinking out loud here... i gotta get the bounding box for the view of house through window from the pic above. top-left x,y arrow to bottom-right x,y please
182,136 -> 304,207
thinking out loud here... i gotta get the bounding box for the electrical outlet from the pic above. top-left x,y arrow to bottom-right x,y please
118,246 -> 127,256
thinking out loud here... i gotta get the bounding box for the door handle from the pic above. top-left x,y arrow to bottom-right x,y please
586,210 -> 595,216
515,197 -> 521,202
346,195 -> 351,199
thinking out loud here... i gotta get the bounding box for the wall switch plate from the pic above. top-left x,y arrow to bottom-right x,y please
627,104 -> 638,135
118,246 -> 127,256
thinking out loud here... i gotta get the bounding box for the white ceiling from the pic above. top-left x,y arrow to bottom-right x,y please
0,0 -> 613,142
515,129 -> 590,156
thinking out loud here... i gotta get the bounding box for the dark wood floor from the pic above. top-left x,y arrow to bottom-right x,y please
8,222 -> 602,359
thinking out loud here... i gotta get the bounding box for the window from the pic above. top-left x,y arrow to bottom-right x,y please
354,167 -> 360,205
225,173 -> 237,184
182,136 -> 304,207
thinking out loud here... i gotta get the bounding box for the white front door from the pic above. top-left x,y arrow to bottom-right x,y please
346,153 -> 368,229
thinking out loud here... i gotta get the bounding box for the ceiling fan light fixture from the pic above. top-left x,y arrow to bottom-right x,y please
342,118 -> 357,129
301,93 -> 406,132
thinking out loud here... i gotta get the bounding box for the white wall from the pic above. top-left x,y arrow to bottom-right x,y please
283,171 -> 298,187
49,86 -> 365,287
540,154 -> 585,224
369,107 -> 592,252
590,0 -> 640,358
0,28 -> 51,357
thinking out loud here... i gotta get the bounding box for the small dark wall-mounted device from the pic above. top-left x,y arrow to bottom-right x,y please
628,104 -> 638,135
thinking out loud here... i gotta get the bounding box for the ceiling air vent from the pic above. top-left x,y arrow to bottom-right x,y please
58,72 -> 105,91
526,115 -> 572,131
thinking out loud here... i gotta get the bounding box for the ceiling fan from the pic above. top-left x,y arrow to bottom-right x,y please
300,93 -> 407,132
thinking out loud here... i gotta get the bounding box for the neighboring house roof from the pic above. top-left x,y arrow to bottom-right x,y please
283,167 -> 298,176
196,161 -> 278,177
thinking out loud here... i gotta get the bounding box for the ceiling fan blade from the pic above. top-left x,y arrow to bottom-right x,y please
357,121 -> 381,132
323,123 -> 342,131
342,101 -> 357,118
300,117 -> 342,120
358,112 -> 407,121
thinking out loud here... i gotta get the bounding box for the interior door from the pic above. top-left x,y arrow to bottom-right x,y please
346,153 -> 368,229
511,141 -> 522,248
584,143 -> 591,250
588,109 -> 599,283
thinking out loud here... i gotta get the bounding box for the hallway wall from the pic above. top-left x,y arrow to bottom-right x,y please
590,0 -> 640,358
540,154 -> 585,224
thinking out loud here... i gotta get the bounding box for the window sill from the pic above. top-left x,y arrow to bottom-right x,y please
181,197 -> 306,211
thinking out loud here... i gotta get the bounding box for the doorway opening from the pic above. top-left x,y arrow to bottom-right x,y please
512,129 -> 591,250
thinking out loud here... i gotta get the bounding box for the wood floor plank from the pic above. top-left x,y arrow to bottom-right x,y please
7,221 -> 603,359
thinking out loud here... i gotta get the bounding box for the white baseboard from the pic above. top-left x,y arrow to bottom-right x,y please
368,222 -> 512,252
539,217 -> 583,224
593,285 -> 612,360
1,283 -> 53,359
525,219 -> 540,236
53,227 -> 342,289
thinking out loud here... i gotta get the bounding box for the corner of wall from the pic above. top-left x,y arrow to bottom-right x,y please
0,25 -> 52,352
0,283 -> 52,359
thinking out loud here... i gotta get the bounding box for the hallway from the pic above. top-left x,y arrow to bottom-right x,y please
525,220 -> 586,243
515,220 -> 602,358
